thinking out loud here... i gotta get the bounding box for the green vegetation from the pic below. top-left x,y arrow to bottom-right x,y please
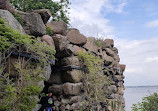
0,18 -> 55,111
0,18 -> 55,64
132,93 -> 158,111
78,52 -> 107,111
13,13 -> 24,25
9,0 -> 70,24
46,26 -> 53,36
94,39 -> 102,47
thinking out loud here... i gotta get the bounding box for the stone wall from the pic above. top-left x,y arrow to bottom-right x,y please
0,7 -> 126,111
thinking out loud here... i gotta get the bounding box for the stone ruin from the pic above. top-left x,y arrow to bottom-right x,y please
0,2 -> 126,110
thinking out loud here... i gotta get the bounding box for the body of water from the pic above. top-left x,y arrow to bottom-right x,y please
124,86 -> 158,111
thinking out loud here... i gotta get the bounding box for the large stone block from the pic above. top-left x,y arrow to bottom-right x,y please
0,9 -> 25,34
67,28 -> 87,46
119,64 -> 126,72
0,0 -> 14,13
73,45 -> 86,55
71,102 -> 82,110
31,9 -> 52,24
63,82 -> 83,96
16,10 -> 46,36
41,35 -> 55,49
60,56 -> 80,66
46,21 -> 67,35
56,44 -> 74,58
62,70 -> 83,83
102,39 -> 114,49
104,56 -> 114,66
52,34 -> 69,51
112,47 -> 118,54
105,48 -> 114,57
52,34 -> 74,58
83,37 -> 98,54
48,84 -> 63,95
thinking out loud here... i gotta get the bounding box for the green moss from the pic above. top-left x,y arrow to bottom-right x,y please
46,26 -> 53,36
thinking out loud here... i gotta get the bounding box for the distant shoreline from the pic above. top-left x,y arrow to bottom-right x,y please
126,85 -> 158,88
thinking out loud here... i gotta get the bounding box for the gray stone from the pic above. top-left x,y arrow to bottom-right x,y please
70,96 -> 83,104
63,82 -> 83,96
16,10 -> 46,36
52,34 -> 69,52
73,45 -> 86,55
62,69 -> 83,83
46,21 -> 67,35
105,48 -> 114,57
41,35 -> 55,49
113,54 -> 120,62
67,28 -> 87,46
102,39 -> 114,48
31,9 -> 52,24
83,37 -> 98,54
0,9 -> 25,34
112,47 -> 118,54
48,84 -> 63,95
119,64 -> 126,72
60,56 -> 80,66
44,64 -> 52,81
104,85 -> 117,95
104,56 -> 114,66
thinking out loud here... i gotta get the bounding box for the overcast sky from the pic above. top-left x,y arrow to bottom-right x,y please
68,0 -> 158,86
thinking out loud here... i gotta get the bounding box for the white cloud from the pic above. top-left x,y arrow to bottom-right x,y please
115,37 -> 158,86
145,57 -> 158,63
146,20 -> 158,27
69,0 -> 126,38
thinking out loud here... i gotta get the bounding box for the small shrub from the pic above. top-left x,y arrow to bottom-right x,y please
132,93 -> 158,111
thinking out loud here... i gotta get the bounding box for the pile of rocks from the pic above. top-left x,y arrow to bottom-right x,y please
0,4 -> 126,111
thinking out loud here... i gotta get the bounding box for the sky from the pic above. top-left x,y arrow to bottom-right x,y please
68,0 -> 158,86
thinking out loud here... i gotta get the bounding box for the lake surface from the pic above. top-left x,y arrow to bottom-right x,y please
124,86 -> 158,111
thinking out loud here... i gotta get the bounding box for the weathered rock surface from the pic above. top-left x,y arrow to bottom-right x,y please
31,9 -> 52,24
67,29 -> 87,46
104,56 -> 114,66
83,37 -> 98,54
102,39 -> 114,48
41,35 -> 55,49
16,10 -> 46,36
46,21 -> 67,35
0,9 -> 25,34
62,70 -> 83,83
0,0 -> 14,13
105,48 -> 114,57
52,34 -> 69,51
63,82 -> 83,96
73,45 -> 86,55
60,56 -> 80,66
48,84 -> 63,95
